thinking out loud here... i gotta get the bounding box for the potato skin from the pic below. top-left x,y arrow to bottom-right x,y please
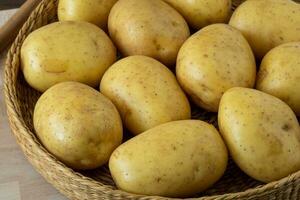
257,42 -> 300,116
176,24 -> 256,112
109,120 -> 228,197
21,21 -> 116,92
108,0 -> 190,66
229,0 -> 300,59
33,82 -> 123,170
58,0 -> 118,30
218,87 -> 300,183
100,56 -> 191,135
163,0 -> 232,30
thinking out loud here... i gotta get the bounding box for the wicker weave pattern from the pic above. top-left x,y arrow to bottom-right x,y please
4,0 -> 300,199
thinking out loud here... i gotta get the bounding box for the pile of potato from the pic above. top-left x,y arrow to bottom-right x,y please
20,0 -> 300,198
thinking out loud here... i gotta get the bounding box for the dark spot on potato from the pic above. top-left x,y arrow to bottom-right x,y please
64,114 -> 72,121
282,124 -> 291,131
153,39 -> 162,51
91,38 -> 99,50
155,177 -> 162,183
203,54 -> 208,58
171,21 -> 179,27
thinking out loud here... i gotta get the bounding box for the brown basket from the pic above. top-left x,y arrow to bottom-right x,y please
4,0 -> 300,199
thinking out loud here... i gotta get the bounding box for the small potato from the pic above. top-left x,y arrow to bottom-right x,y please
58,0 -> 118,30
109,120 -> 228,197
176,24 -> 256,112
108,0 -> 190,66
100,56 -> 191,135
163,0 -> 232,30
34,82 -> 123,170
257,42 -> 300,116
229,0 -> 300,59
218,87 -> 300,183
21,21 -> 116,92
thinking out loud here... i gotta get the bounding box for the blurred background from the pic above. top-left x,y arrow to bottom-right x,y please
0,0 -> 24,10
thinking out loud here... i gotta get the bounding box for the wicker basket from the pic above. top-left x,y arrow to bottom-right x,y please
4,0 -> 300,199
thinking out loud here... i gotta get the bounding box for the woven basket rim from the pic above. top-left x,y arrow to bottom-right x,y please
3,0 -> 300,199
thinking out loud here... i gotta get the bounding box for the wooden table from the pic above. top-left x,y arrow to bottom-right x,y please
0,9 -> 67,200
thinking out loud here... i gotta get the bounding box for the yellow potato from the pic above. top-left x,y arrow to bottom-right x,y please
257,42 -> 300,116
109,120 -> 228,197
108,0 -> 190,66
58,0 -> 118,30
218,87 -> 300,183
176,24 -> 256,112
34,82 -> 123,170
100,56 -> 191,135
21,21 -> 116,92
229,0 -> 300,59
163,0 -> 232,30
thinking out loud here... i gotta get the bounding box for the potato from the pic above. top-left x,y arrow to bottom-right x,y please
176,24 -> 256,112
109,120 -> 228,197
108,0 -> 190,66
163,0 -> 232,30
100,56 -> 191,135
218,87 -> 300,183
257,42 -> 300,116
21,21 -> 116,92
58,0 -> 118,30
34,82 -> 123,170
229,0 -> 300,59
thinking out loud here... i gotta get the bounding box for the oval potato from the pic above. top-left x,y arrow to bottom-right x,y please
100,56 -> 191,135
109,120 -> 228,197
58,0 -> 118,30
108,0 -> 190,66
257,42 -> 300,116
229,0 -> 300,59
163,0 -> 232,30
34,82 -> 123,170
176,24 -> 256,112
218,87 -> 300,182
21,21 -> 116,92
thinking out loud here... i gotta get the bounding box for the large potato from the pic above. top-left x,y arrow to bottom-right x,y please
58,0 -> 118,30
108,0 -> 190,66
176,24 -> 256,112
100,56 -> 191,135
109,120 -> 228,197
229,0 -> 300,59
163,0 -> 232,30
34,82 -> 123,170
21,21 -> 116,92
257,42 -> 300,116
218,87 -> 300,183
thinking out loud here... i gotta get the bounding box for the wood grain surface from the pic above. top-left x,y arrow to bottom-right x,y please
0,9 -> 67,200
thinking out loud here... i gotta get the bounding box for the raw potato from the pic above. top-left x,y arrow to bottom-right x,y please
58,0 -> 118,30
108,0 -> 190,66
176,24 -> 256,112
229,0 -> 300,59
109,120 -> 228,197
21,21 -> 116,92
257,42 -> 300,116
218,87 -> 300,183
163,0 -> 232,30
34,82 -> 123,170
100,56 -> 191,135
